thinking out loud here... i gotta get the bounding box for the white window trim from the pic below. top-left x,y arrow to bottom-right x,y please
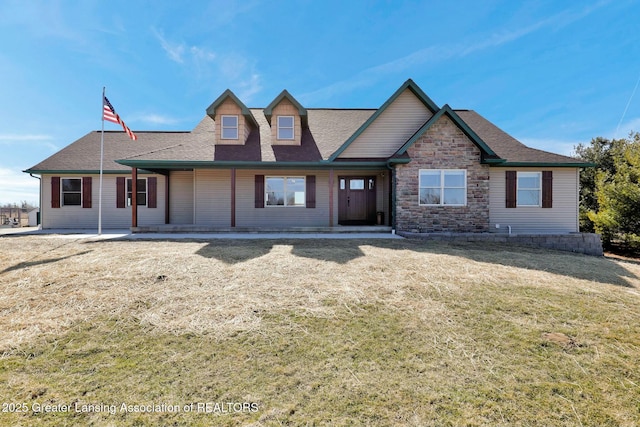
516,171 -> 542,207
221,115 -> 239,140
126,177 -> 148,207
418,169 -> 467,206
277,115 -> 295,140
61,177 -> 82,207
265,176 -> 306,207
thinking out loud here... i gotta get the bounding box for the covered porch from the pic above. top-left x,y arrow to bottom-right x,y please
125,163 -> 396,231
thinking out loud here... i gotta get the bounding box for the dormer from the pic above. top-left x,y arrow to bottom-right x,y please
263,90 -> 307,146
206,89 -> 257,145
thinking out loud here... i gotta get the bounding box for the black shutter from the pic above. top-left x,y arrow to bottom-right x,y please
82,177 -> 92,208
116,177 -> 126,208
51,177 -> 60,209
505,171 -> 516,208
255,175 -> 265,208
148,177 -> 157,209
542,171 -> 553,208
306,175 -> 316,208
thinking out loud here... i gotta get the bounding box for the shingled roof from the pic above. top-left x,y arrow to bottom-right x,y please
456,110 -> 587,165
25,84 -> 590,173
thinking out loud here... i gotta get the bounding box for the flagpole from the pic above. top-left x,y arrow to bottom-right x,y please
98,87 -> 105,235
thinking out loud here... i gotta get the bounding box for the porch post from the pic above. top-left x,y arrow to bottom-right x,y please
131,167 -> 138,228
230,168 -> 236,227
165,173 -> 170,224
390,166 -> 396,230
328,169 -> 334,227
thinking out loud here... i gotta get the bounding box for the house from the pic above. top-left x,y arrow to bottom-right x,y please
24,79 -> 591,234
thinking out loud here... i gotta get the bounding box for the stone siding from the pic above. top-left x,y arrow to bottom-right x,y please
397,232 -> 604,257
395,115 -> 490,232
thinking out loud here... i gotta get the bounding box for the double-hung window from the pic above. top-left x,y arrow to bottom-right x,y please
126,178 -> 147,206
221,115 -> 238,139
266,176 -> 305,207
61,178 -> 82,206
419,170 -> 466,206
277,116 -> 294,140
517,172 -> 541,206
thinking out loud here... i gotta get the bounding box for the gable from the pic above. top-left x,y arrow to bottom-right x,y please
394,105 -> 501,164
268,98 -> 303,146
263,90 -> 307,125
337,88 -> 433,159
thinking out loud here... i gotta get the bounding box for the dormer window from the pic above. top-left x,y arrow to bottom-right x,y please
277,116 -> 294,140
221,115 -> 238,139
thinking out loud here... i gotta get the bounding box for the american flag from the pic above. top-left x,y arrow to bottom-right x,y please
103,96 -> 137,141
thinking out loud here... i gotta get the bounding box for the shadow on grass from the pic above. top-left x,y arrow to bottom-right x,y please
194,240 -> 274,264
0,250 -> 93,274
195,240 -> 366,264
84,238 -> 638,287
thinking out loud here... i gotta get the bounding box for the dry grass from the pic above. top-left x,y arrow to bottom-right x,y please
0,235 -> 639,426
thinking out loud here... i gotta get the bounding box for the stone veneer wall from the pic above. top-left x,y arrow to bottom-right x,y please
395,115 -> 490,232
397,232 -> 604,257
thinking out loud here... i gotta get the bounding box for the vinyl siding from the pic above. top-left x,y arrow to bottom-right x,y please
489,168 -> 579,233
170,171 -> 194,224
235,169 -> 330,227
194,169 -> 231,226
41,174 -> 165,229
339,89 -> 432,158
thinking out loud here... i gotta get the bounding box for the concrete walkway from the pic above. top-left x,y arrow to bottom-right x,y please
0,227 -> 403,240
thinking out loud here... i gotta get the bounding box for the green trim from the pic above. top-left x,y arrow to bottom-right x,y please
263,90 -> 307,125
205,89 -> 258,127
386,157 -> 411,165
116,159 -> 390,170
328,79 -> 440,161
393,105 -> 500,162
491,161 -> 596,168
23,169 -> 128,174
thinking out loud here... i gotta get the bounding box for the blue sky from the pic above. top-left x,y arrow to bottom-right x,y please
1,0 -> 639,205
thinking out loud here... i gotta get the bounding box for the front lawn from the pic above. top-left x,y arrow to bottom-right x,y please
1,236 -> 638,426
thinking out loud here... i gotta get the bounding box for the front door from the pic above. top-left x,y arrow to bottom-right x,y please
338,176 -> 377,225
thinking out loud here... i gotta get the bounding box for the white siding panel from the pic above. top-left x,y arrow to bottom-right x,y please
170,171 -> 194,224
40,174 -> 165,229
235,170 -> 330,227
489,168 -> 579,233
339,89 -> 432,158
194,169 -> 231,226
137,175 -> 166,226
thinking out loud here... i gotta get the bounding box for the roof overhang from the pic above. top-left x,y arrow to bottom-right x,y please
490,161 -> 596,168
23,169 -> 128,174
115,159 -> 392,171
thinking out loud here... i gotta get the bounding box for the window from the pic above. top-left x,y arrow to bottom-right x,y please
277,116 -> 294,140
517,172 -> 541,206
419,170 -> 466,206
221,115 -> 238,139
349,179 -> 365,190
61,178 -> 82,206
266,177 -> 305,207
126,178 -> 147,206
